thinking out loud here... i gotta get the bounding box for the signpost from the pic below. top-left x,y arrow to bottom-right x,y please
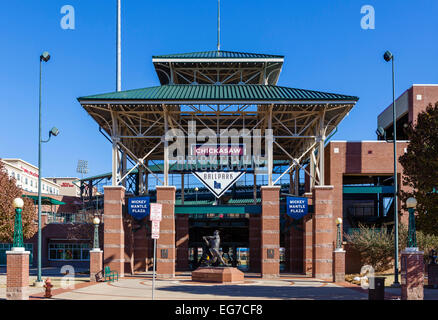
149,203 -> 162,300
286,196 -> 309,220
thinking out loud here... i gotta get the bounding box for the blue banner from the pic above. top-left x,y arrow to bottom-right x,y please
286,196 -> 309,220
127,197 -> 150,220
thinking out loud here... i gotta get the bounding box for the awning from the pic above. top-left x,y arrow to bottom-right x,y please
23,195 -> 66,205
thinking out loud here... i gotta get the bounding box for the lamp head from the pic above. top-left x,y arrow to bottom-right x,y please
195,187 -> 199,192
50,127 -> 59,137
376,126 -> 385,138
93,217 -> 100,225
336,218 -> 343,225
383,51 -> 393,62
40,51 -> 51,62
13,198 -> 24,209
406,197 -> 417,209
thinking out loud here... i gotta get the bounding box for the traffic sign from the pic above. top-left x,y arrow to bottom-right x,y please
150,203 -> 162,221
151,221 -> 160,239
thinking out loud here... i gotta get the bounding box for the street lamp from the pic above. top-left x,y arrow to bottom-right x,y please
12,198 -> 24,251
383,50 -> 400,287
195,187 -> 199,202
335,218 -> 343,251
92,217 -> 101,249
37,51 -> 59,286
406,197 -> 418,250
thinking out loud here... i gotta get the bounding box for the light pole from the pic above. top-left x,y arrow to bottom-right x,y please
383,50 -> 400,287
195,187 -> 199,202
37,51 -> 59,285
12,198 -> 25,251
92,217 -> 101,249
406,197 -> 418,250
335,218 -> 343,251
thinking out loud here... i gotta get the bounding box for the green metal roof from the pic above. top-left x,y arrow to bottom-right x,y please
78,85 -> 359,102
152,50 -> 284,60
23,195 -> 66,205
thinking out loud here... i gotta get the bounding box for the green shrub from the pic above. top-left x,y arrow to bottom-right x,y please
346,223 -> 438,271
345,224 -> 394,272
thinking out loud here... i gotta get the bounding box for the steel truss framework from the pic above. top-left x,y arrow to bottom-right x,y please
153,61 -> 283,86
79,100 -> 355,190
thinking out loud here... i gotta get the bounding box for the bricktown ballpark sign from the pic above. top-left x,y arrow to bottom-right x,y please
192,171 -> 245,198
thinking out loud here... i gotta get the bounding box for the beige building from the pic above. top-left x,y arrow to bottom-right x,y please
45,177 -> 81,197
1,158 -> 61,195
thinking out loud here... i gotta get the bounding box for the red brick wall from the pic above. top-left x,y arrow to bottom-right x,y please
326,141 -> 410,226
410,85 -> 438,123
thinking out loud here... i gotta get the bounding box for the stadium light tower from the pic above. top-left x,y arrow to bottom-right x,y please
77,160 -> 89,211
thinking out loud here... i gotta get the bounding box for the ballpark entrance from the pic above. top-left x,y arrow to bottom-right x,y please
78,49 -> 358,278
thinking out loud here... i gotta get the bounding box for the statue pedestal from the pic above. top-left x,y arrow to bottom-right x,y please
192,267 -> 244,283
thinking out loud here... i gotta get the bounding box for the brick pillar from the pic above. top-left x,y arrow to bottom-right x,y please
333,249 -> 346,282
103,186 -> 125,277
176,214 -> 189,270
303,193 -> 313,276
261,186 -> 280,278
90,249 -> 103,282
289,220 -> 304,273
401,250 -> 424,300
249,214 -> 261,272
6,249 -> 30,300
156,186 -> 176,278
312,186 -> 334,280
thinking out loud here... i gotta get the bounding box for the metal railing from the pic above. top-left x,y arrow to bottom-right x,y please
45,212 -> 103,224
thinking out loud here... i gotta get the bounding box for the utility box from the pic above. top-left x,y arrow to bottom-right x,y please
368,277 -> 385,300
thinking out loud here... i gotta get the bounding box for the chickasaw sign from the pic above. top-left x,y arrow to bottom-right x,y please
192,171 -> 245,198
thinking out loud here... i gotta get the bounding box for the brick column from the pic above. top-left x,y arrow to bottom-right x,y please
303,193 -> 313,276
261,186 -> 280,278
176,214 -> 189,270
333,249 -> 346,282
249,214 -> 261,272
156,186 -> 176,278
89,249 -> 103,282
103,186 -> 125,277
401,250 -> 424,300
312,186 -> 334,280
6,249 -> 30,300
133,224 -> 149,272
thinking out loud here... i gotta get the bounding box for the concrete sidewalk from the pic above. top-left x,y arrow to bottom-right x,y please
28,276 -> 370,300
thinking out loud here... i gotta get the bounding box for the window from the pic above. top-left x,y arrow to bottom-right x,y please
30,180 -> 33,187
25,177 -> 28,185
48,243 -> 91,261
17,173 -> 20,181
12,172 -> 15,178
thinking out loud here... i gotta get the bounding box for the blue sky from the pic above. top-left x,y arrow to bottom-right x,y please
1,0 -> 437,178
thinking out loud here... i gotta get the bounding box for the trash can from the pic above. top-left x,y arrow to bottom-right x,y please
368,277 -> 385,300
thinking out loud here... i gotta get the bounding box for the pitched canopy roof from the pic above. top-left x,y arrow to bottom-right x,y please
78,84 -> 359,103
152,50 -> 284,61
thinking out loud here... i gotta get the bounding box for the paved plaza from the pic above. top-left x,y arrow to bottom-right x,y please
2,269 -> 438,300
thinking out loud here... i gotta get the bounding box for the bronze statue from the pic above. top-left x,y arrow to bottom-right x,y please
199,230 -> 228,267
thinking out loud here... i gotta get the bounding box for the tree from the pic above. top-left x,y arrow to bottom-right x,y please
0,161 -> 37,242
399,102 -> 438,235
